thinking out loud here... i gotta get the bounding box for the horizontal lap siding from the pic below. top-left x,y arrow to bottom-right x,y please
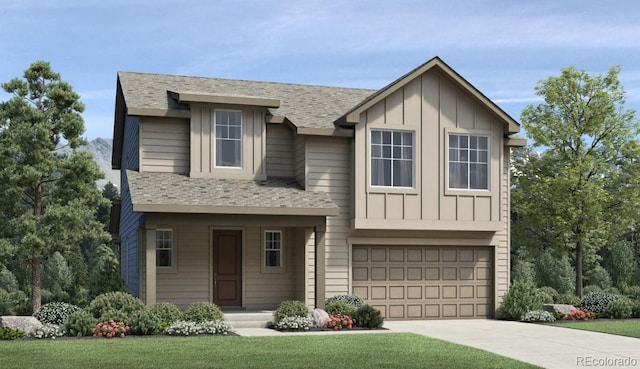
119,116 -> 141,297
244,226 -> 297,309
266,124 -> 294,178
140,117 -> 190,173
306,137 -> 351,296
156,224 -> 210,309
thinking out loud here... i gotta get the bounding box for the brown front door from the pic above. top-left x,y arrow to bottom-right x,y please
212,230 -> 242,307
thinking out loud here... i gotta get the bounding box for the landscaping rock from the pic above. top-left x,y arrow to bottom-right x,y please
308,309 -> 329,328
0,316 -> 42,331
543,304 -> 575,315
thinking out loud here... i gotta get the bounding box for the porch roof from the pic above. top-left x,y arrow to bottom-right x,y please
127,170 -> 339,216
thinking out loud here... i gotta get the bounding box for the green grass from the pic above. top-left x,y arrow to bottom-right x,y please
548,319 -> 640,338
0,333 -> 539,369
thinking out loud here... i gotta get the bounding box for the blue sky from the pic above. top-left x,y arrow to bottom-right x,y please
1,0 -> 639,141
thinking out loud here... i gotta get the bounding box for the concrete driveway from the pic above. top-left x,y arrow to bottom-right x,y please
384,320 -> 640,369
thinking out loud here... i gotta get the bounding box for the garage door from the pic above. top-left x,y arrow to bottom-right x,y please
351,246 -> 493,320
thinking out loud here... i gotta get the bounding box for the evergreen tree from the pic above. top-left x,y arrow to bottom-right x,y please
0,61 -> 110,311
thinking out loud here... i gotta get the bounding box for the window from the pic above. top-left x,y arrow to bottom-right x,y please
215,110 -> 242,168
264,231 -> 282,267
156,229 -> 173,267
371,130 -> 414,187
449,134 -> 489,190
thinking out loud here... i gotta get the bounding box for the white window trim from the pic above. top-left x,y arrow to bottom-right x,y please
156,228 -> 177,272
445,130 -> 492,194
213,109 -> 243,169
369,128 -> 415,189
261,229 -> 284,273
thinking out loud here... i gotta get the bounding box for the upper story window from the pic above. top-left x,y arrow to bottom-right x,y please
371,129 -> 414,188
215,110 -> 242,168
156,229 -> 174,267
449,134 -> 489,190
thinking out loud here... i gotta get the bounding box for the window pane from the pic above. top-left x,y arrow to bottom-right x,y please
479,151 -> 488,163
459,136 -> 468,148
382,146 -> 391,158
157,250 -> 171,267
449,135 -> 458,148
266,250 -> 281,267
449,162 -> 468,188
393,146 -> 401,159
470,136 -> 478,149
371,130 -> 381,144
393,160 -> 413,187
478,137 -> 488,150
382,131 -> 391,144
217,140 -> 241,167
470,164 -> 488,189
371,145 -> 381,158
449,148 -> 458,161
470,150 -> 477,163
393,131 -> 402,145
402,132 -> 412,145
371,158 -> 391,186
460,149 -> 468,161
402,147 -> 412,160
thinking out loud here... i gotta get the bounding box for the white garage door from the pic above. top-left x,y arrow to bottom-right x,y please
352,246 -> 493,320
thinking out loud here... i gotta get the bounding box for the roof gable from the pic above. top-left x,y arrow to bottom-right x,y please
334,56 -> 520,134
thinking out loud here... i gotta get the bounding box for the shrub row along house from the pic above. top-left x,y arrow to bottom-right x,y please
110,57 -> 525,320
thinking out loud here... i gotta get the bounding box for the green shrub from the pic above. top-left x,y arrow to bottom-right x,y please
584,266 -> 613,290
325,301 -> 357,317
97,308 -> 129,324
537,286 -> 559,303
183,302 -> 225,323
555,293 -> 581,306
0,289 -> 28,315
603,298 -> 633,319
0,327 -> 24,340
630,300 -> 640,318
582,285 -> 603,295
273,300 -> 308,324
87,292 -> 146,321
33,302 -> 82,325
352,304 -> 384,328
325,294 -> 364,309
497,281 -> 544,320
623,286 -> 640,300
64,310 -> 97,337
605,287 -> 621,295
89,245 -> 124,298
552,312 -> 565,321
150,302 -> 183,324
579,291 -> 620,314
534,251 -> 575,294
129,309 -> 162,335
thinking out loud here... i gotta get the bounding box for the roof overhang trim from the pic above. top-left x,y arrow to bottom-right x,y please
132,203 -> 339,217
168,90 -> 280,108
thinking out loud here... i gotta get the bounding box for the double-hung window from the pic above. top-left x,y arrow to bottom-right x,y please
264,231 -> 282,268
449,134 -> 489,190
156,229 -> 174,267
215,110 -> 242,168
371,129 -> 414,188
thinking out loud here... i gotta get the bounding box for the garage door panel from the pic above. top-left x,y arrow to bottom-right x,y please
352,246 -> 493,320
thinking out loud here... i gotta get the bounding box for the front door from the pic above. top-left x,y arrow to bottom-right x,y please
212,230 -> 242,307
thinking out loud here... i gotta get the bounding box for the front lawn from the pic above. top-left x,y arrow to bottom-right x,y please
548,319 -> 640,338
0,333 -> 539,369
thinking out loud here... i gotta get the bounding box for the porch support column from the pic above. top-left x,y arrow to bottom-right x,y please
145,227 -> 157,306
314,226 -> 326,309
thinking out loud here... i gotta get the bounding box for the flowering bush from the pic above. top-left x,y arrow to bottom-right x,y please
325,314 -> 354,330
274,316 -> 311,331
27,324 -> 64,339
199,320 -> 233,335
325,294 -> 365,309
33,302 -> 82,325
164,320 -> 233,335
520,310 -> 556,322
273,300 -> 308,324
579,292 -> 619,314
92,320 -> 130,338
564,308 -> 595,321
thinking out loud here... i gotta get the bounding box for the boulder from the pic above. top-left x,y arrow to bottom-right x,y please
0,316 -> 42,331
543,304 -> 575,315
308,309 -> 329,328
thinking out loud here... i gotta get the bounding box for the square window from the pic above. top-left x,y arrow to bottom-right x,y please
370,129 -> 414,188
156,229 -> 173,267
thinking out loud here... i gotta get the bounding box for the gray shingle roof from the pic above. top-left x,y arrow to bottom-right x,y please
118,72 -> 375,130
127,170 -> 338,216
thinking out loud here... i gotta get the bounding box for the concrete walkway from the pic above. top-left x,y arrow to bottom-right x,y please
236,320 -> 640,369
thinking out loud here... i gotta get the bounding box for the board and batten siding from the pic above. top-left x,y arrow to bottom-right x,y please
305,136 -> 352,297
189,104 -> 267,180
354,68 -> 504,231
119,116 -> 142,297
139,117 -> 190,173
265,123 -> 294,178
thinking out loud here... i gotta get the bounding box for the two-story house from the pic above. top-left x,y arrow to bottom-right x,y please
111,57 -> 525,320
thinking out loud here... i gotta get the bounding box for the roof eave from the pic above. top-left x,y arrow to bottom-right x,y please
131,203 -> 340,217
168,90 -> 281,108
